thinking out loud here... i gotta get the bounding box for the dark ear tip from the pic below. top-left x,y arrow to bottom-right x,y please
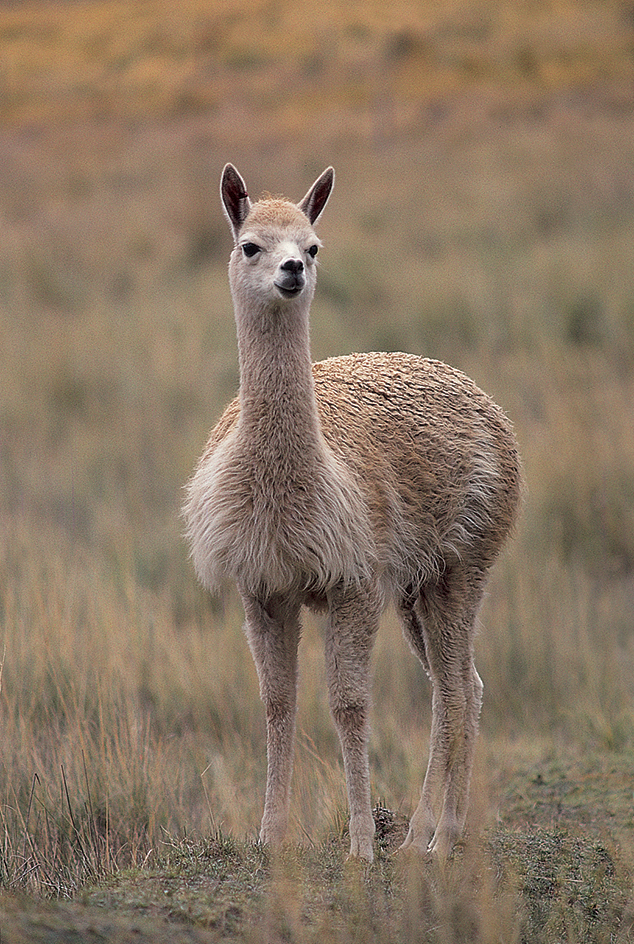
317,167 -> 335,192
220,164 -> 251,237
222,162 -> 239,181
221,164 -> 249,203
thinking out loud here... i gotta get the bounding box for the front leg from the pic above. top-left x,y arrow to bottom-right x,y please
241,593 -> 301,848
325,582 -> 381,863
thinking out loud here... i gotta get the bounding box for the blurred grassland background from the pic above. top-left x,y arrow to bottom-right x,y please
1,0 -> 634,940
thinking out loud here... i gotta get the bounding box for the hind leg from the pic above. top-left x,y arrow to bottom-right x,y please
425,657 -> 483,858
396,588 -> 437,851
398,568 -> 485,857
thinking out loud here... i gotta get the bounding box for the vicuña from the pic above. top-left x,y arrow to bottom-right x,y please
184,164 -> 523,862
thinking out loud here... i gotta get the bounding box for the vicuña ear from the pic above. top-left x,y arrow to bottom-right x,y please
298,167 -> 335,225
221,164 -> 252,241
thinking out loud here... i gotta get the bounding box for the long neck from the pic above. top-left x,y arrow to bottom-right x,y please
233,295 -> 323,456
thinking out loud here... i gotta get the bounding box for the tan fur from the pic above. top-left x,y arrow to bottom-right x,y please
184,165 -> 523,863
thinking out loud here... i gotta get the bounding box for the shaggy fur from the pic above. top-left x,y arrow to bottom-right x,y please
184,164 -> 523,862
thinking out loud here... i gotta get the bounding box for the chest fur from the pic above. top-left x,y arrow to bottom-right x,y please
184,435 -> 375,596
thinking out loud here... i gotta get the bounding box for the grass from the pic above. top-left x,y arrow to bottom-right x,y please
1,0 -> 634,940
1,0 -> 633,128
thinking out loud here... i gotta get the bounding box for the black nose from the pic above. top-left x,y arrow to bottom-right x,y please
280,258 -> 304,275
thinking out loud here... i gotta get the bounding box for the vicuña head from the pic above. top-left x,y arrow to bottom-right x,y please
222,162 -> 333,311
184,164 -> 523,864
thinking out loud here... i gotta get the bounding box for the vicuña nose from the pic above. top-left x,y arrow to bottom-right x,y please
280,258 -> 304,275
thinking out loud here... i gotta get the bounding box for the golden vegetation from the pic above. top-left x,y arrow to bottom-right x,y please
1,0 -> 634,940
1,0 -> 633,128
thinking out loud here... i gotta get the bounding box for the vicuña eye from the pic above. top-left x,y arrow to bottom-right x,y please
241,242 -> 261,258
307,245 -> 319,259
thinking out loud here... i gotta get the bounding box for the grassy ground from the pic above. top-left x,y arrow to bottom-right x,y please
1,756 -> 634,942
1,0 -> 634,940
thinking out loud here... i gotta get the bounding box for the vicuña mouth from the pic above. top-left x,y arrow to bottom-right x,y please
274,280 -> 304,298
